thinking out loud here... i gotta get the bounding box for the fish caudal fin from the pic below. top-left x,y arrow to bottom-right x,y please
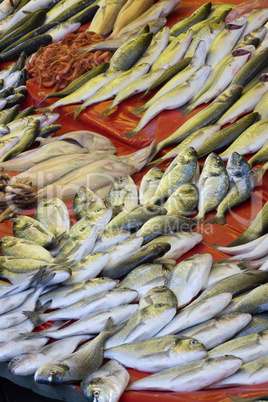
121,129 -> 139,139
205,214 -> 226,226
23,310 -> 44,327
129,104 -> 146,117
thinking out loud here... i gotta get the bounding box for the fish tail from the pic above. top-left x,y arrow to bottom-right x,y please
146,155 -> 166,166
181,102 -> 196,117
205,214 -> 226,226
120,129 -> 139,139
137,89 -> 149,101
129,104 -> 146,117
70,106 -> 84,119
37,106 -> 53,113
97,106 -> 114,118
23,310 -> 44,327
193,214 -> 205,225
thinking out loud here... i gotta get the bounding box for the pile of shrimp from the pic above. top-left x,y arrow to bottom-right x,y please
26,30 -> 112,90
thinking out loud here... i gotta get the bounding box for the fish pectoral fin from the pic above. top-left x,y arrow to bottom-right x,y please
141,351 -> 170,360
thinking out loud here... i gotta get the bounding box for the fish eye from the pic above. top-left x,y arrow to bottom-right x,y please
155,303 -> 164,308
50,370 -> 57,375
190,339 -> 199,345
93,390 -> 100,397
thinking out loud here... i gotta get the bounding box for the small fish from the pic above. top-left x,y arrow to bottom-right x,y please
165,254 -> 212,308
243,8 -> 268,37
73,186 -> 106,221
206,260 -> 249,288
153,84 -> 243,157
0,237 -> 53,261
123,64 -> 211,139
105,335 -> 207,373
139,286 -> 178,309
139,167 -> 164,205
81,360 -> 130,401
234,312 -> 268,339
92,228 -> 130,253
127,355 -> 243,392
179,312 -> 252,350
249,140 -> 268,166
135,26 -> 171,67
35,197 -> 70,237
88,0 -> 128,36
69,209 -> 112,238
105,303 -> 176,349
156,293 -> 232,337
232,48 -> 268,88
12,215 -> 55,248
105,175 -> 138,215
170,2 -> 212,37
0,336 -> 48,363
225,235 -> 268,262
207,153 -> 254,226
194,153 -> 229,223
34,317 -> 118,384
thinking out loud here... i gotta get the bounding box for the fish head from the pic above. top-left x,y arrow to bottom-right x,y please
74,186 -> 102,208
174,336 -> 207,360
217,84 -> 243,104
34,362 -> 70,384
13,216 -> 34,232
8,353 -> 39,376
0,236 -> 20,249
174,183 -> 199,202
82,377 -> 117,401
143,303 -> 176,323
203,153 -> 226,177
177,147 -> 197,166
140,204 -> 167,218
227,152 -> 252,177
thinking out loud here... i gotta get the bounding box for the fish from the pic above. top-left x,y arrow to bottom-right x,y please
170,2 -> 212,37
81,359 -> 130,401
149,147 -> 198,205
0,319 -> 35,343
105,303 -> 177,349
139,286 -> 178,309
118,263 -> 171,299
92,228 -> 130,253
105,175 -> 138,215
255,161 -> 268,182
248,140 -> 268,166
12,215 -> 55,247
26,305 -> 138,340
226,0 -> 267,23
105,335 -> 207,373
234,313 -> 268,338
165,253 -> 212,308
139,167 -> 164,205
147,232 -> 203,260
100,242 -> 171,279
88,0 -> 127,36
206,260 -> 249,288
219,119 -> 268,161
208,329 -> 268,364
151,29 -> 193,71
232,48 -> 268,88
209,355 -> 268,388
197,112 -> 260,158
127,355 -> 243,392
39,277 -> 118,309
0,336 -> 49,363
224,234 -> 268,261
105,203 -> 166,232
34,317 -> 118,384
222,283 -> 268,315
153,84 -> 243,157
109,0 -> 154,38
185,45 -> 254,114
206,17 -> 247,68
46,21 -> 82,43
194,153 -> 229,223
0,237 -> 53,261
206,153 -> 254,226
115,0 -> 182,38
73,186 -> 106,221
72,63 -> 151,118
69,209 -> 112,238
132,39 -> 207,118
135,26 -> 171,67
35,197 -> 70,238
156,293 -> 232,337
25,288 -> 138,326
214,233 -> 267,256
192,271 -> 268,306
0,289 -> 32,315
8,335 -> 89,377
179,312 -> 252,350
123,64 -> 211,139
0,140 -> 88,171
242,8 -> 268,37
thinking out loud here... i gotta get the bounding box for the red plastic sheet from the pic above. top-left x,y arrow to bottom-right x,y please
1,0 -> 268,400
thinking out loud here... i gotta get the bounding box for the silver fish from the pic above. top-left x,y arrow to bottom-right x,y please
0,237 -> 53,261
105,175 -> 138,215
35,197 -> 70,237
87,0 -> 127,36
73,186 -> 106,221
163,183 -> 199,216
0,336 -> 48,363
139,167 -> 164,205
92,228 -> 130,253
12,215 -> 55,247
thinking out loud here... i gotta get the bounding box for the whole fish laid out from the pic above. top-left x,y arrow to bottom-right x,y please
206,260 -> 249,288
73,187 -> 106,220
205,17 -> 247,68
209,355 -> 268,388
122,64 -> 211,139
127,355 -> 243,392
109,0 -> 154,39
0,319 -> 35,343
220,119 -> 268,161
8,335 -> 90,377
170,2 -> 212,37
242,8 -> 268,36
139,167 -> 164,205
105,303 -> 176,349
0,336 -> 49,363
206,152 -> 254,226
194,153 -> 229,223
214,233 -> 268,255
218,73 -> 268,125
208,329 -> 268,363
135,26 -> 171,67
163,183 -> 199,216
225,234 -> 268,261
153,84 -> 243,158
165,254 -> 212,308
105,175 -> 138,215
104,335 -> 207,373
12,215 -> 55,248
0,237 -> 53,261
81,359 -> 130,401
178,312 -> 252,349
87,0 -> 127,36
223,283 -> 268,315
35,197 -> 70,238
248,139 -> 268,166
138,286 -> 178,309
34,317 -> 118,384
156,293 -> 232,337
114,0 -> 182,38
131,40 -> 207,118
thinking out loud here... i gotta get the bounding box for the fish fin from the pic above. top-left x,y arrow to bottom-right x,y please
181,102 -> 196,117
69,106 -> 84,119
146,156 -> 166,166
137,89 -> 149,101
23,310 -> 44,327
254,166 -> 266,183
193,215 -> 205,225
205,215 -> 226,226
129,105 -> 146,117
121,129 -> 139,139
97,105 -> 116,118
37,106 -> 53,113
37,300 -> 52,313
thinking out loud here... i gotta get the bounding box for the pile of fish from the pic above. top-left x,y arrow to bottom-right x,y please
0,190 -> 268,398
